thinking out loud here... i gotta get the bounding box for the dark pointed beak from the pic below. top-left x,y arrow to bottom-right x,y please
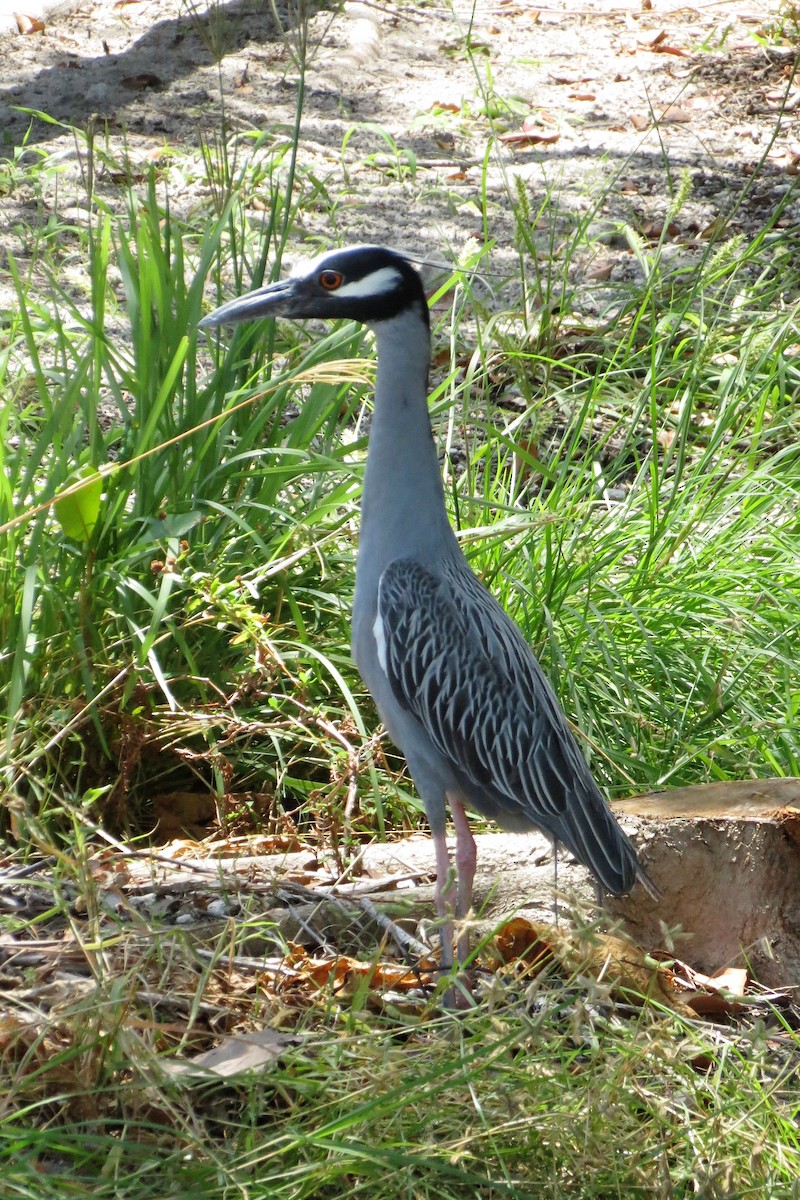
199,278 -> 299,329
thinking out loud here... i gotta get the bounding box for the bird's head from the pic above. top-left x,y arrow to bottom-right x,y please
199,245 -> 429,332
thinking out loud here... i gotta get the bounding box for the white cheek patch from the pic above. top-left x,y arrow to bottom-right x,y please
337,267 -> 402,299
373,610 -> 388,673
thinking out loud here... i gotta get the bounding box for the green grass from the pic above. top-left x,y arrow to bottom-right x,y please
2,911 -> 800,1199
2,6 -> 800,1194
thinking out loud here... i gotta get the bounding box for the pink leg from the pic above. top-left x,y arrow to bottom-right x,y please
432,825 -> 455,970
450,797 -> 477,964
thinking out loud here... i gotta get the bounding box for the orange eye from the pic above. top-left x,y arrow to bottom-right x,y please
319,270 -> 343,291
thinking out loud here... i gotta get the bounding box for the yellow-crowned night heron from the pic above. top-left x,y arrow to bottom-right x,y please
200,245 -> 656,968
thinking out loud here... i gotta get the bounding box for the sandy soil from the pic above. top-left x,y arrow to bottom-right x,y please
2,0 -> 799,295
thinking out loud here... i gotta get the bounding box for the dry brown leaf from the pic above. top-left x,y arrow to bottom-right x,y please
651,43 -> 689,57
563,931 -> 694,1014
492,918 -> 694,1015
766,88 -> 800,111
648,953 -> 754,1018
500,1 -> 541,20
524,112 -> 556,128
702,966 -> 749,994
161,1029 -> 301,1079
15,12 -> 45,33
661,105 -> 691,124
499,129 -> 560,146
642,220 -> 680,241
514,437 -> 541,478
276,943 -> 435,1001
493,916 -> 554,968
584,259 -> 614,282
684,991 -> 740,1017
644,30 -> 688,56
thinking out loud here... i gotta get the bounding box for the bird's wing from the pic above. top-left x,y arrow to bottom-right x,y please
376,557 -> 593,825
376,557 -> 645,895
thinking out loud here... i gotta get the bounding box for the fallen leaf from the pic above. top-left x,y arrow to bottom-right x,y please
491,918 -> 694,1015
706,966 -> 749,994
493,917 -> 554,968
651,43 -> 689,57
641,220 -> 680,240
514,437 -> 541,478
161,1029 -> 302,1079
685,991 -> 742,1017
499,129 -> 560,146
15,12 -> 45,32
569,92 -> 596,101
766,88 -> 800,111
661,104 -> 691,123
683,94 -> 717,112
584,259 -> 614,281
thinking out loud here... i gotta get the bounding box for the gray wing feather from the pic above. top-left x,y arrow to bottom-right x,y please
377,557 -> 643,895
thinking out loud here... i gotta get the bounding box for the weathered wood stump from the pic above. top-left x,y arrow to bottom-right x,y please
609,778 -> 800,989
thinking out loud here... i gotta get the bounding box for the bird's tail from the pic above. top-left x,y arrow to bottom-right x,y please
559,786 -> 659,900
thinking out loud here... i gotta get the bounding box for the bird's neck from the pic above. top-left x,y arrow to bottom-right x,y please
358,308 -> 456,580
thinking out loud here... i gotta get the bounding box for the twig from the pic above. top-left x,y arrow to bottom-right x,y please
358,896 -> 431,959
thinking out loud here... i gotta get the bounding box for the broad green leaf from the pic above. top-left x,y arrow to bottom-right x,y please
54,466 -> 103,542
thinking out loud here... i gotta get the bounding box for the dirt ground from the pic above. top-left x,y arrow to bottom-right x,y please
2,0 -> 800,294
